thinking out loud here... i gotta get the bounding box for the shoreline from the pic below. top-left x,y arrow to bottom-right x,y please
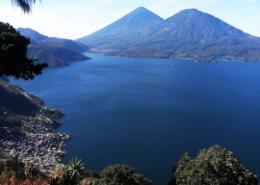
0,80 -> 70,174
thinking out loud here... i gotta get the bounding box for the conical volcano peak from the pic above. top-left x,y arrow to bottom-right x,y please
165,8 -> 235,31
125,6 -> 163,21
134,6 -> 149,12
180,8 -> 200,13
170,8 -> 210,20
129,6 -> 156,15
78,6 -> 163,45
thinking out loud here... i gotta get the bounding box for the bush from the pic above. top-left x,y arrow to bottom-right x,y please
0,157 -> 45,184
87,165 -> 152,185
0,156 -> 25,180
169,145 -> 258,185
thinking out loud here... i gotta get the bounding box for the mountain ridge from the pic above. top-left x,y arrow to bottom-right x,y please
18,28 -> 89,67
78,7 -> 260,62
18,28 -> 48,42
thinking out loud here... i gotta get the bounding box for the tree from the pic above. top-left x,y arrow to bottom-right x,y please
169,145 -> 258,185
11,0 -> 37,13
0,0 -> 46,80
0,22 -> 47,80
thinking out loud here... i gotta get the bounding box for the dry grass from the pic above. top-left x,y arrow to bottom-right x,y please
0,174 -> 48,185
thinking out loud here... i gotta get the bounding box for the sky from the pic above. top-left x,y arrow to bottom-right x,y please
0,0 -> 259,39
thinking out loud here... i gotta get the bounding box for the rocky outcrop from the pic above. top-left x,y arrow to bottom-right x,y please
0,79 -> 69,174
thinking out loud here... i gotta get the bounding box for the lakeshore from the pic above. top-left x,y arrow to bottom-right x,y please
0,79 -> 70,174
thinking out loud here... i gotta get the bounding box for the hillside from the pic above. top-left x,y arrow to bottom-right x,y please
41,37 -> 88,52
79,8 -> 260,62
28,42 -> 88,67
0,79 -> 69,173
18,28 -> 48,42
18,28 -> 89,67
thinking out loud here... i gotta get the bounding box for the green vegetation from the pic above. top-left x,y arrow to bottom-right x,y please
64,158 -> 85,185
88,165 -> 152,185
1,1 -> 46,80
0,146 -> 258,185
0,22 -> 47,80
0,156 -> 45,184
168,145 -> 258,185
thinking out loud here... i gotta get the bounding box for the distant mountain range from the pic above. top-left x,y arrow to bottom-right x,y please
18,28 -> 89,67
78,7 -> 260,62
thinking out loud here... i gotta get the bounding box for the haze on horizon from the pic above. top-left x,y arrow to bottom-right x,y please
0,0 -> 259,39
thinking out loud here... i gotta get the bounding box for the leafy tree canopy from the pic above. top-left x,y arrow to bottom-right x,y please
0,22 -> 47,80
169,145 -> 258,185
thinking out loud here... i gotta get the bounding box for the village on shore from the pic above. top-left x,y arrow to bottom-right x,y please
0,79 -> 70,174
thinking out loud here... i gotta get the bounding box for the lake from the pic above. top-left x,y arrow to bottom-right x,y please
12,53 -> 260,184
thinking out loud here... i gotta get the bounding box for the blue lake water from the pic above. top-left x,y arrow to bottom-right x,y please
12,53 -> 260,184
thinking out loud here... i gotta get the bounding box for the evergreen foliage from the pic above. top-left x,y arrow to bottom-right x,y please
0,22 -> 47,80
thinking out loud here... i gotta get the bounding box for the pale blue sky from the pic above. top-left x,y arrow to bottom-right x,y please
0,0 -> 259,39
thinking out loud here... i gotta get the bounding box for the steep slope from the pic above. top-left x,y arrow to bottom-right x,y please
18,28 -> 89,67
41,37 -> 88,52
0,80 -> 41,116
0,79 -> 68,173
28,43 -> 88,67
17,28 -> 48,42
77,7 -> 163,50
150,9 -> 248,42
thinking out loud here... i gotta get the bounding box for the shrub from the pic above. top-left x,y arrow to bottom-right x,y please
49,166 -> 66,185
62,157 -> 85,185
169,145 -> 258,185
87,165 -> 152,185
0,157 -> 46,185
0,156 -> 25,182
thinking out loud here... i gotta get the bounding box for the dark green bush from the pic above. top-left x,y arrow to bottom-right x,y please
169,145 -> 258,185
0,22 -> 47,79
88,165 -> 152,185
0,156 -> 25,178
